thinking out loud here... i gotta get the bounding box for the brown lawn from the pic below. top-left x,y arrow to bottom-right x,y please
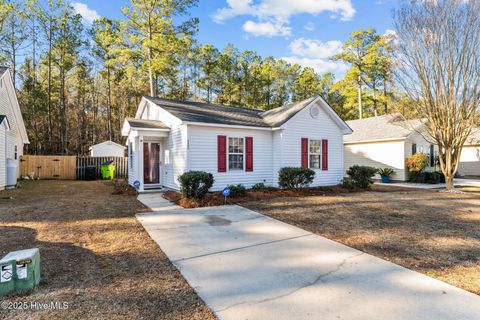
0,180 -> 214,320
243,185 -> 480,295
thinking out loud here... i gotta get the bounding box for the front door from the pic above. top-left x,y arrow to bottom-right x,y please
143,143 -> 160,184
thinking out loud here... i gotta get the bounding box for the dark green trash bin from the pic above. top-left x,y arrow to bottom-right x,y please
85,166 -> 96,180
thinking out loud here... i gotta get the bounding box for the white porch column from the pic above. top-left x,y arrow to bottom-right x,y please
139,135 -> 144,192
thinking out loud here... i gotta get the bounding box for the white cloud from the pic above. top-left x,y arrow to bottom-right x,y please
214,0 -> 356,37
289,38 -> 343,59
304,22 -> 315,31
214,0 -> 356,22
280,56 -> 349,74
243,20 -> 291,37
281,37 -> 347,75
72,2 -> 100,24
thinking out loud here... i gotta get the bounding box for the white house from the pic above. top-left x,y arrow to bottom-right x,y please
458,131 -> 480,177
122,96 -> 352,192
89,140 -> 126,157
0,67 -> 29,190
344,114 -> 478,181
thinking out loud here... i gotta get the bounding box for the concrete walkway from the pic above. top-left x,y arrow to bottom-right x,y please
376,178 -> 480,189
137,195 -> 480,320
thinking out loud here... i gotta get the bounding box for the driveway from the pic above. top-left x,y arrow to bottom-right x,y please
137,194 -> 480,320
376,178 -> 480,189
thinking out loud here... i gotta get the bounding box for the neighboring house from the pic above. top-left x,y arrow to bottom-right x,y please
344,114 -> 432,181
0,67 -> 29,189
344,113 -> 478,181
122,96 -> 352,192
458,131 -> 480,177
89,140 -> 126,157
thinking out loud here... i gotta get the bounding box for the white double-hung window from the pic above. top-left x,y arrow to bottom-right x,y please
309,140 -> 322,169
228,137 -> 244,170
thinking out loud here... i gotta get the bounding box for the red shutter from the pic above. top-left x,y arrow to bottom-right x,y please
218,135 -> 226,172
301,138 -> 308,168
245,137 -> 253,172
322,139 -> 328,170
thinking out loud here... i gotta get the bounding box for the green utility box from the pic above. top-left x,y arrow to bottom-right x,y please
0,248 -> 41,296
101,161 -> 115,180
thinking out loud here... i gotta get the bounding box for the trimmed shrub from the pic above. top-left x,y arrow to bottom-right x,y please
346,165 -> 378,189
406,153 -> 428,173
251,182 -> 266,191
278,167 -> 315,189
178,171 -> 214,200
408,171 -> 425,183
341,177 -> 356,189
424,171 -> 445,184
227,184 -> 247,197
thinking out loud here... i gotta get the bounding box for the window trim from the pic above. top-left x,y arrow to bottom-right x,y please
227,137 -> 245,171
308,139 -> 322,169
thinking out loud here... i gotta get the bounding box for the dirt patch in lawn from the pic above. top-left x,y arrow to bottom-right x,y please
164,186 -> 359,208
243,185 -> 480,295
0,180 -> 214,320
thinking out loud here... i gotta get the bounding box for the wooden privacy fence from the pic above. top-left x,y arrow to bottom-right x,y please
20,155 -> 77,180
20,155 -> 128,180
76,156 -> 128,180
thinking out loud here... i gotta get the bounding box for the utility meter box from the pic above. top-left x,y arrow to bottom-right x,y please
0,248 -> 41,296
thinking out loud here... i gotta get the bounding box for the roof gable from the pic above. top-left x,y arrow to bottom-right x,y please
90,140 -> 126,150
0,68 -> 29,143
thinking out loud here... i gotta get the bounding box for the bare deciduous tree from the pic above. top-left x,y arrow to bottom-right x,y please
394,0 -> 480,190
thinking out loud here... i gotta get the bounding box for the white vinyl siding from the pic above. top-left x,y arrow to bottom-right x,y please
127,136 -> 137,186
163,124 -> 187,189
90,141 -> 125,157
344,140 -> 407,181
0,71 -> 26,178
278,101 -> 345,187
0,122 -> 6,189
187,125 -> 273,191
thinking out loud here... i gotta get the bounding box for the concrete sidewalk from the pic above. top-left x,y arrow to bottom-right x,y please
137,196 -> 480,320
376,178 -> 480,189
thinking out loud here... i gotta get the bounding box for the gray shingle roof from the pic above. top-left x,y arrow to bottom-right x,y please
144,96 -> 318,128
261,97 -> 317,127
345,114 -> 424,143
125,118 -> 169,129
0,67 -> 8,77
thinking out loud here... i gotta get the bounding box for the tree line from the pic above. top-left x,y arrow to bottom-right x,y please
0,0 -> 394,155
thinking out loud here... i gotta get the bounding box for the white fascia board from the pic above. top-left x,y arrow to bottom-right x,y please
184,121 -> 275,131
344,137 -> 407,145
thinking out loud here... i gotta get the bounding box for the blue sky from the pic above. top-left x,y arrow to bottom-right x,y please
72,0 -> 397,78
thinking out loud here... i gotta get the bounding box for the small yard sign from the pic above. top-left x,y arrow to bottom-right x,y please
222,187 -> 231,204
133,180 -> 141,189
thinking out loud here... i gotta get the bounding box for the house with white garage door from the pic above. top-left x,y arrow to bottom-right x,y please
459,131 -> 480,177
0,66 -> 29,190
122,96 -> 352,192
344,114 -> 479,181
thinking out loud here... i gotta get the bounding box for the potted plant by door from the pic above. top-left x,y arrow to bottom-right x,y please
378,168 -> 395,183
